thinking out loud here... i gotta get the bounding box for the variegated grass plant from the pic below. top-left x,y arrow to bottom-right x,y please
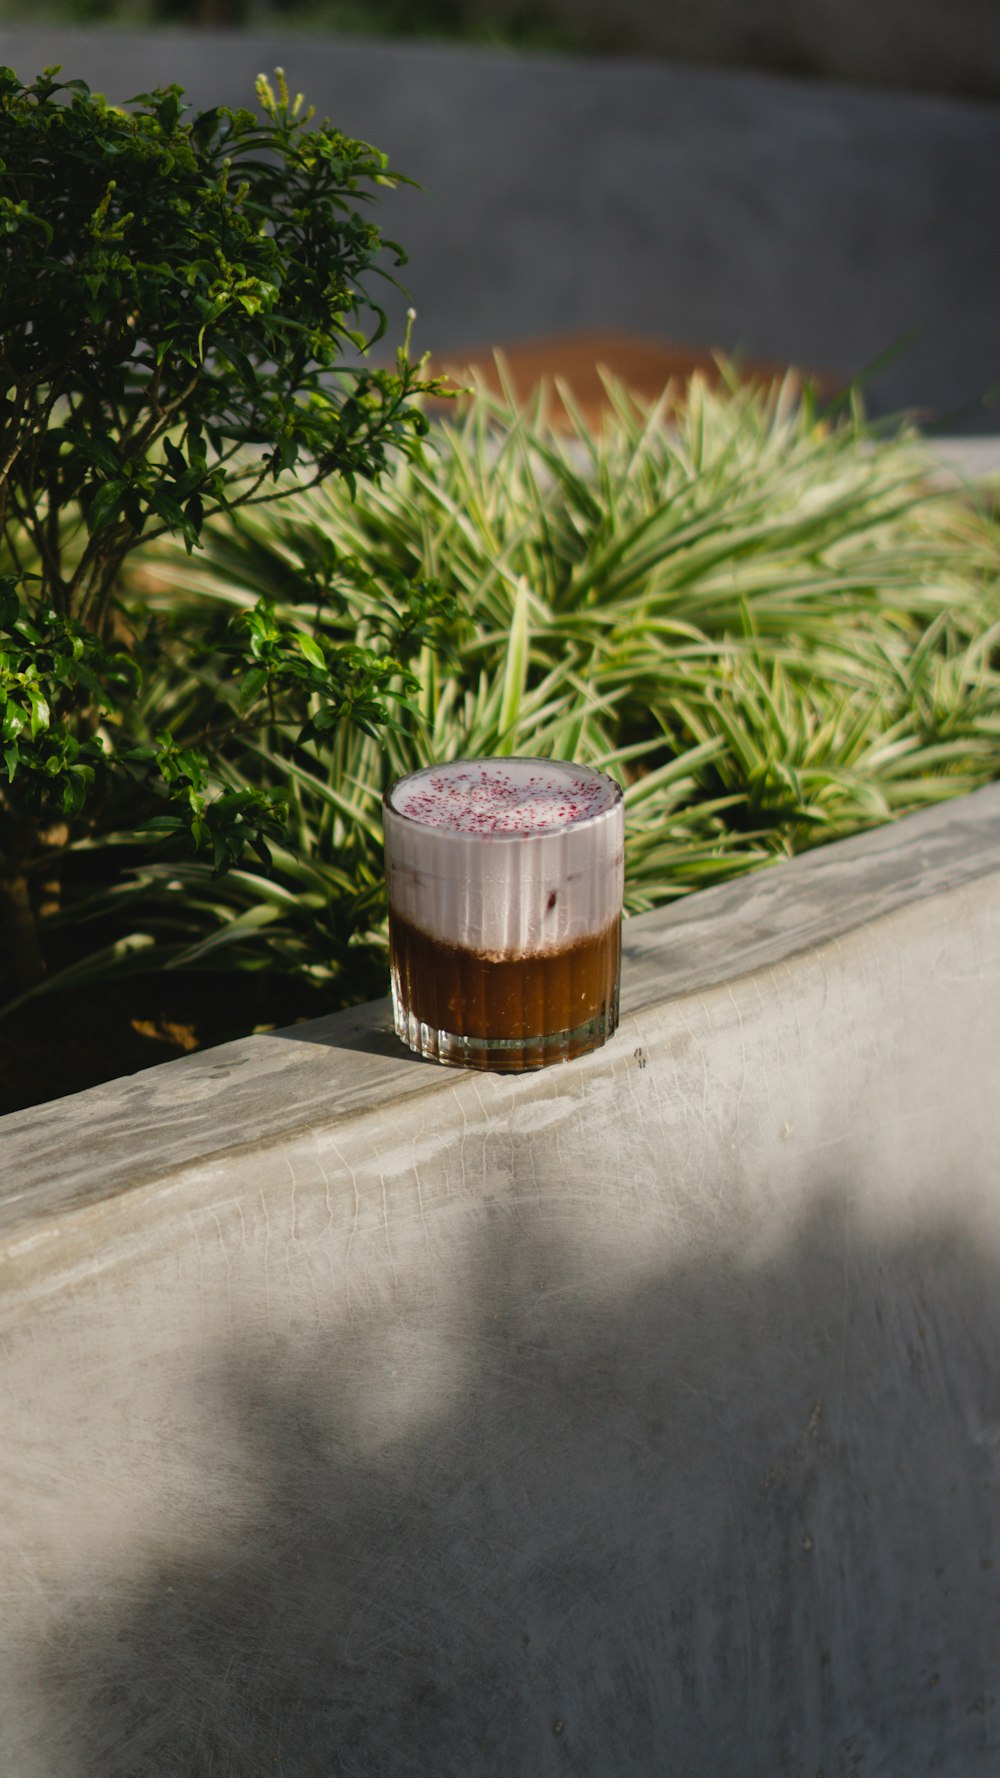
35,372 -> 1000,1011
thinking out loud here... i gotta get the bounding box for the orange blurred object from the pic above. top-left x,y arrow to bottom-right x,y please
425,330 -> 838,430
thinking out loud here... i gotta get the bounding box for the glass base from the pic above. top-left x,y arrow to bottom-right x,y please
391,998 -> 619,1072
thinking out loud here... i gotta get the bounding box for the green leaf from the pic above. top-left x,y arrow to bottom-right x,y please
72,437 -> 121,476
496,575 -> 530,752
137,815 -> 187,832
150,489 -> 199,548
88,478 -> 127,535
163,437 -> 187,477
25,685 -> 50,739
296,634 -> 327,672
237,665 -> 269,711
211,336 -> 258,389
61,768 -> 92,817
0,580 -> 19,630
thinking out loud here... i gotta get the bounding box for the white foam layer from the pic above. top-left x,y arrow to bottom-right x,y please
389,758 -> 618,834
383,758 -> 624,954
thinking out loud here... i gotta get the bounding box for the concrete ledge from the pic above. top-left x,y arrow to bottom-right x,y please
3,787 -> 1000,1772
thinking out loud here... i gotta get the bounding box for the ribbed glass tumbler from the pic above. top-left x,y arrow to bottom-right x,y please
382,757 -> 624,1071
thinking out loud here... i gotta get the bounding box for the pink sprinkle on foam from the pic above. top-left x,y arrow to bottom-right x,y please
395,765 -> 612,834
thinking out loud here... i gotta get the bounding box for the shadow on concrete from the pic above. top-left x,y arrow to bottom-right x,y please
270,1002 -> 422,1064
34,1186 -> 1000,1776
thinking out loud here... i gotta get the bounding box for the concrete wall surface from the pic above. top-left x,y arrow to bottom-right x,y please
1,28 -> 999,427
2,786 -> 1000,1774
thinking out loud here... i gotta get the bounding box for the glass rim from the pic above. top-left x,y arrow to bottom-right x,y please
383,755 -> 624,840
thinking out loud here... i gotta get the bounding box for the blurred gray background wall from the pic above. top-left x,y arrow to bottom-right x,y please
2,25 -> 998,427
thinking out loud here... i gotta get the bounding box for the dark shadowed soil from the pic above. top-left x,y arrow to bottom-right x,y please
0,971 -> 333,1116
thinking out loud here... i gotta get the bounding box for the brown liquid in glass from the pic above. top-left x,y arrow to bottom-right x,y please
389,911 -> 621,1042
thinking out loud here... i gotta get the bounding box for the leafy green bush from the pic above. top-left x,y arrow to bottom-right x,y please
24,372 -> 999,1021
0,64 -> 438,989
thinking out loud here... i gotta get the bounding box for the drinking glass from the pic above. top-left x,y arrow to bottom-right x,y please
383,757 -> 624,1071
